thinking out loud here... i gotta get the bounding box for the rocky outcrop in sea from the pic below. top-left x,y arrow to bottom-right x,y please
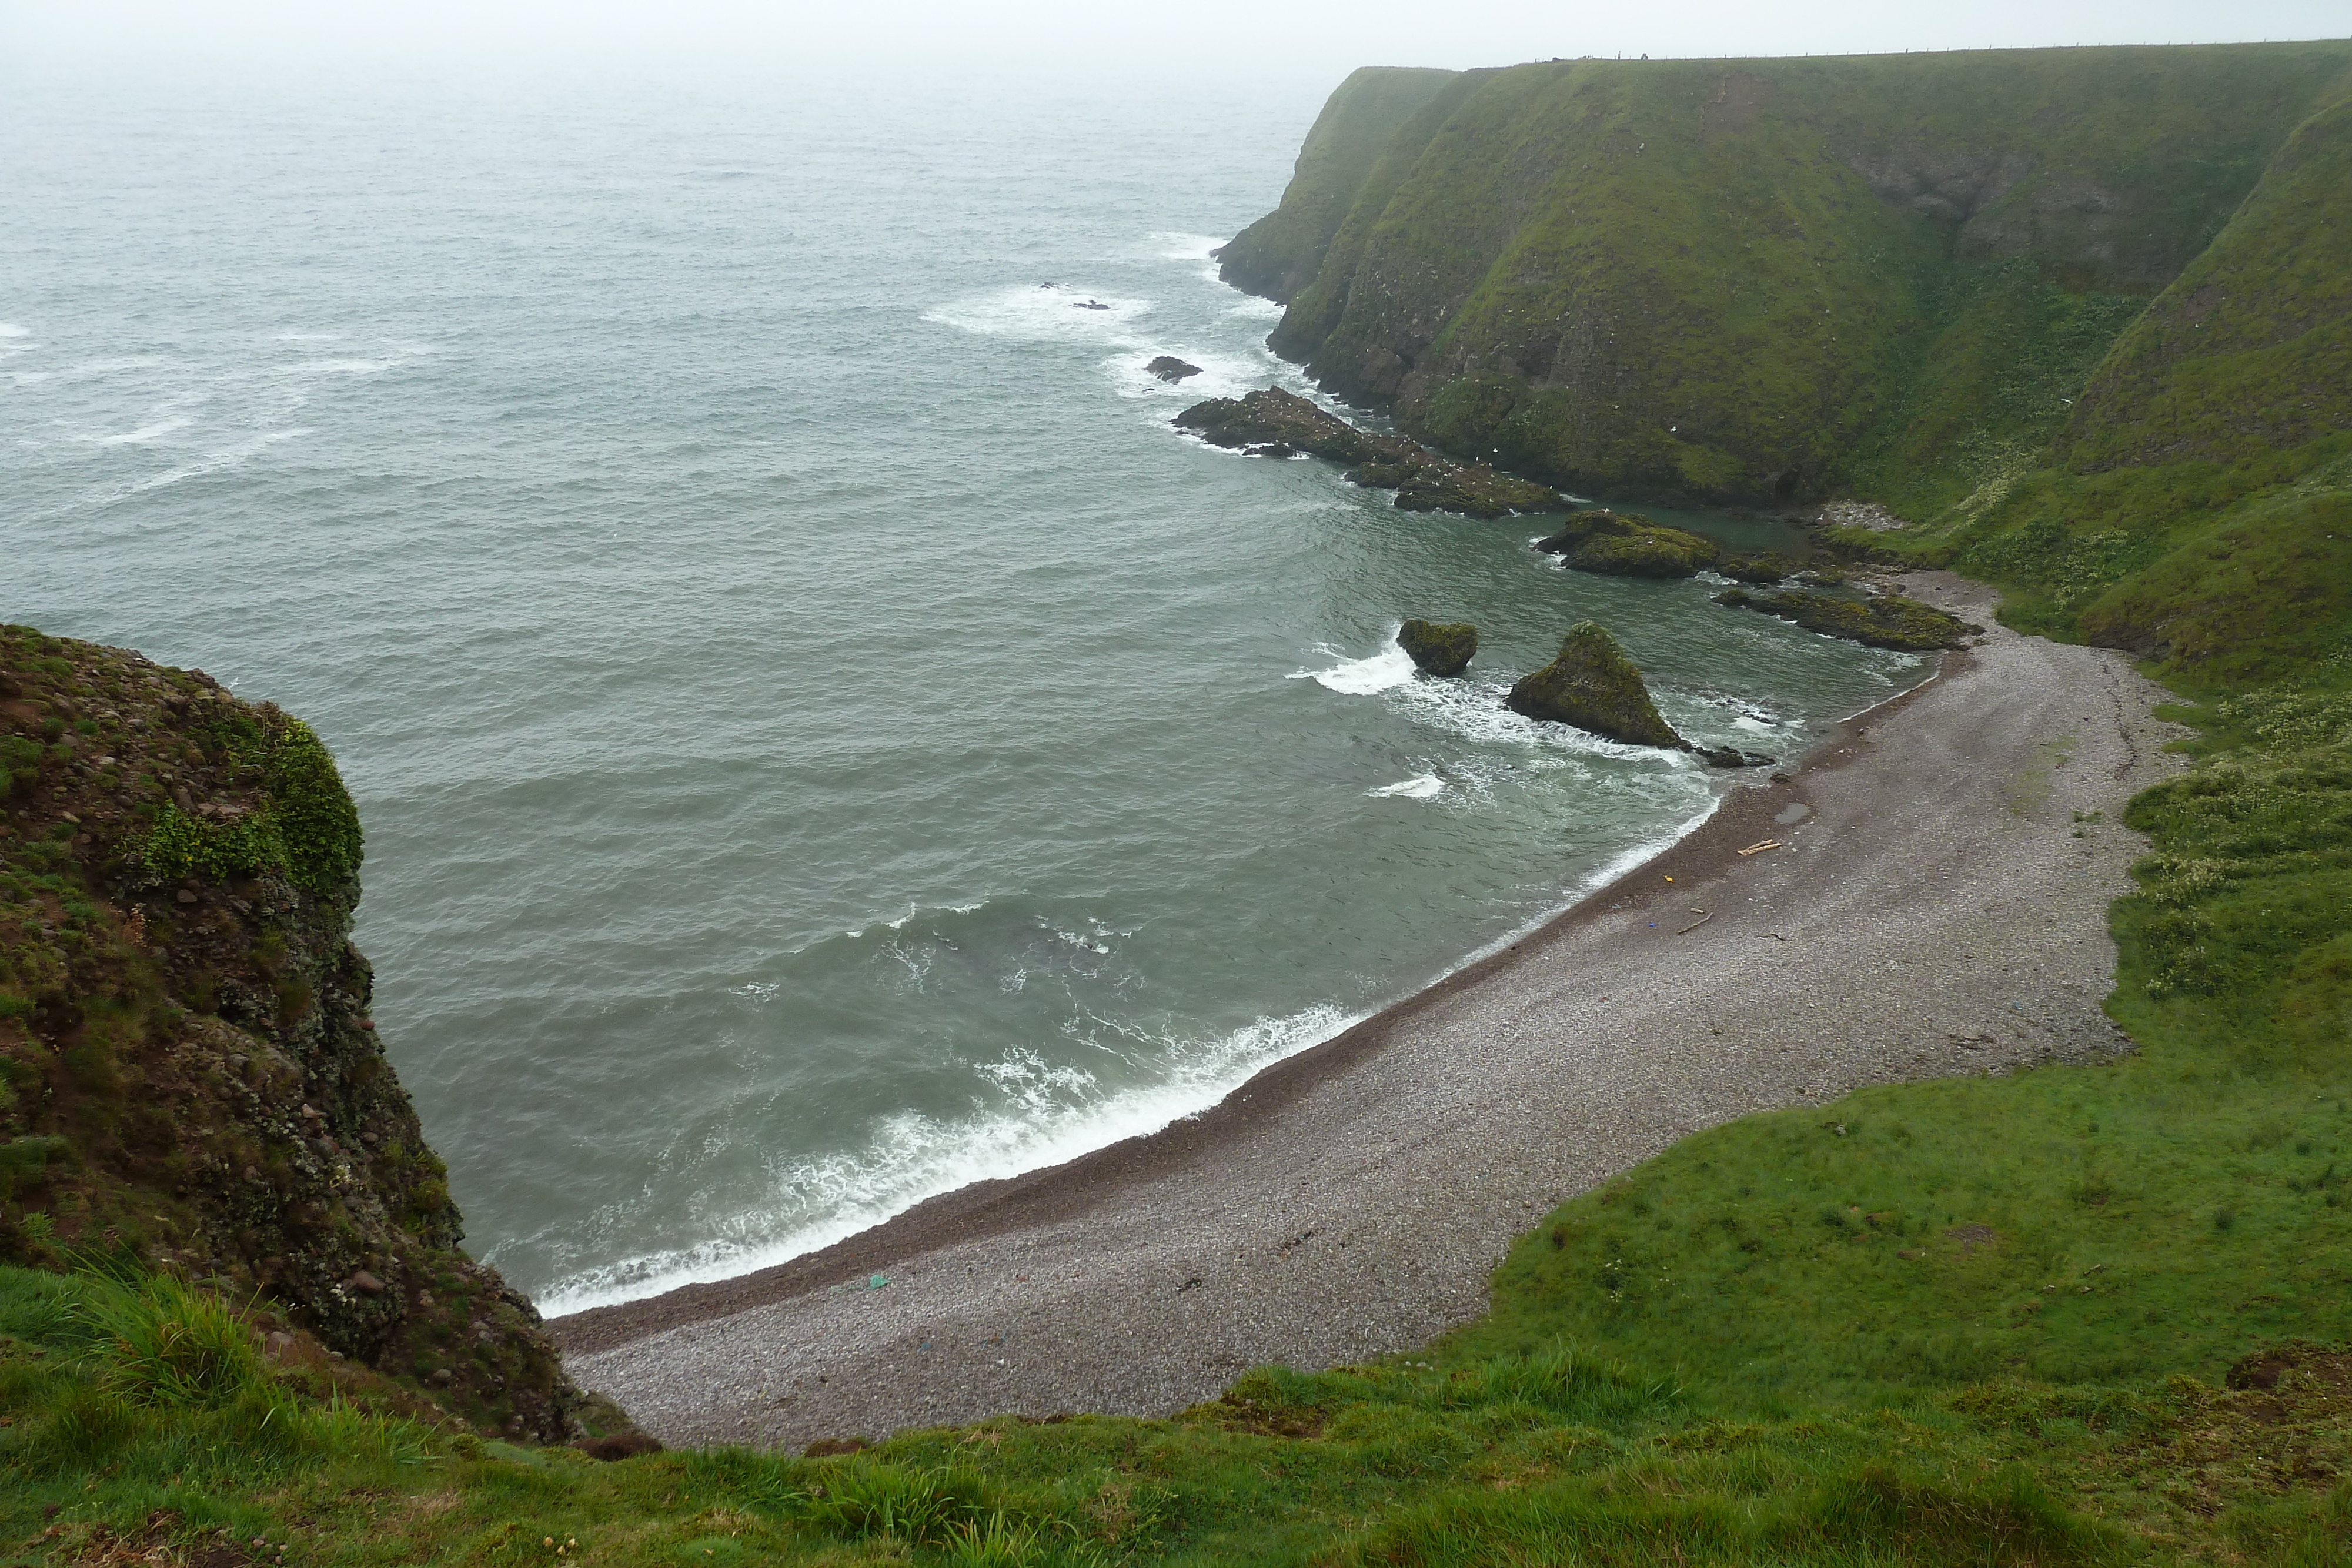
1533,510 -> 1720,577
1713,586 -> 1979,650
1397,620 -> 1476,676
1175,387 -> 1563,519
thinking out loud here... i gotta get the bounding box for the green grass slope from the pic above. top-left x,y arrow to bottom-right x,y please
1245,42 -> 2352,506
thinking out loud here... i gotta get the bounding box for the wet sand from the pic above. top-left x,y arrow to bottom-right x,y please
552,574 -> 2184,1449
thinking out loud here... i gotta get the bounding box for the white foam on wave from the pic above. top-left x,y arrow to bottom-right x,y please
1106,346 -> 1275,403
1368,773 -> 1445,800
86,428 -> 311,506
925,285 -> 1152,345
0,323 -> 28,338
82,416 -> 193,447
1288,638 -> 1418,696
534,999 -> 1361,1316
1148,230 -> 1224,260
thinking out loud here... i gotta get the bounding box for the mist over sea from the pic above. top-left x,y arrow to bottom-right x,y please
2,62 -> 1925,1313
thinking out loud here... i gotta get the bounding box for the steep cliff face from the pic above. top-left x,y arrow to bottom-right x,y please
1214,65 -> 1465,302
1231,44 -> 2352,509
0,626 -> 584,1441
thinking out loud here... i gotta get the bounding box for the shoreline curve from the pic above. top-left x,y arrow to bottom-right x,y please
553,573 -> 2186,1452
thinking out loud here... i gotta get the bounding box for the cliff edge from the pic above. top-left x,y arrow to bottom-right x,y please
0,625 -> 587,1442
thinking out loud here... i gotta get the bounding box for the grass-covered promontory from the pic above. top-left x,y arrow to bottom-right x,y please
1221,42 -> 2352,514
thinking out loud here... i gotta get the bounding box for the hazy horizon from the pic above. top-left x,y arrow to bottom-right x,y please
8,0 -> 2348,85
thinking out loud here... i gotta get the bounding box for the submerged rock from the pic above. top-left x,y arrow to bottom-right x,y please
1147,356 -> 1204,382
1398,618 -> 1477,676
1534,510 -> 1721,577
1505,622 -> 1687,748
1714,586 -> 1979,650
1694,744 -> 1778,768
1174,386 -> 1562,519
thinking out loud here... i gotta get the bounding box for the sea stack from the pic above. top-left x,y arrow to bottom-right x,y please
1397,619 -> 1476,676
1505,622 -> 1686,748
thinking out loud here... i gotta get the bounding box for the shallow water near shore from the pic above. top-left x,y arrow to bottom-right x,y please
2,62 -> 1925,1313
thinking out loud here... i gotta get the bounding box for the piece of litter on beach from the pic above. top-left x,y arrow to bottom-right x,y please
868,1274 -> 889,1289
1663,876 -> 1675,882
1737,839 -> 1783,856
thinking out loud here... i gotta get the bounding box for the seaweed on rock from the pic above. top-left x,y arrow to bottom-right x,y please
1715,586 -> 1979,650
1397,620 -> 1477,676
1534,511 -> 1722,578
1505,623 -> 1687,749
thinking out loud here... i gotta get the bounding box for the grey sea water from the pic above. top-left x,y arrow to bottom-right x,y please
2,62 -> 1925,1313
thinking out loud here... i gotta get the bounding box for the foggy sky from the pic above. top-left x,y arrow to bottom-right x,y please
9,0 -> 2349,79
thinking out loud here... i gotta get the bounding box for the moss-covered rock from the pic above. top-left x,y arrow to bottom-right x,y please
1714,587 -> 1979,650
1505,623 -> 1688,748
1534,511 -> 1722,577
1718,552 -> 1800,584
1175,386 -> 1562,518
1398,620 -> 1477,676
0,625 -> 599,1445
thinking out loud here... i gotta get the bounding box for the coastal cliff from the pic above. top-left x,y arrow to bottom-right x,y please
0,626 -> 586,1442
1224,41 -> 2352,691
1222,46 -> 2351,510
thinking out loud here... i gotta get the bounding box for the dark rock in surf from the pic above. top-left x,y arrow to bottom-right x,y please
1147,356 -> 1204,382
1173,386 -> 1562,519
1695,745 -> 1777,768
1505,622 -> 1688,749
1074,299 -> 1111,310
1398,619 -> 1477,676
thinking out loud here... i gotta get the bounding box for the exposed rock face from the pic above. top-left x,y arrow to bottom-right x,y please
1175,386 -> 1562,518
0,625 -> 592,1443
1397,620 -> 1476,676
1714,587 -> 1980,650
1504,623 -> 1686,748
1534,511 -> 1721,577
1147,356 -> 1203,383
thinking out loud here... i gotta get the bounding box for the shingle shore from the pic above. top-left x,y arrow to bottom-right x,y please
554,574 -> 2186,1450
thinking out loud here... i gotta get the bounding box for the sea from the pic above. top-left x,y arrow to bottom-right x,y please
1,59 -> 1926,1315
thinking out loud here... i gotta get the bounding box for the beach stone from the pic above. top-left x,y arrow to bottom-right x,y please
1396,619 -> 1476,676
1505,623 -> 1687,748
1146,356 -> 1202,382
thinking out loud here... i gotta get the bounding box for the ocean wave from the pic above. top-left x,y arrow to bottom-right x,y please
81,416 -> 194,447
1105,346 -> 1274,403
1288,638 -> 1417,695
1146,230 -> 1224,260
1367,773 -> 1445,800
924,285 -> 1153,345
533,999 -> 1361,1316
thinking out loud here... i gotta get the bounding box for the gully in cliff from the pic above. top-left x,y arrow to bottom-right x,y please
0,624 -> 638,1447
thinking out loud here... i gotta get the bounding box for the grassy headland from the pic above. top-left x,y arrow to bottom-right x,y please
8,39 -> 2352,1566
